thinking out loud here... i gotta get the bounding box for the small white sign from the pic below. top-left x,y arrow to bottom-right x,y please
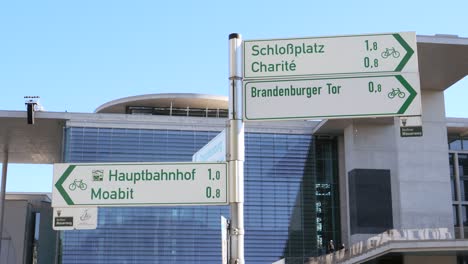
400,116 -> 422,127
53,207 -> 98,230
192,130 -> 226,162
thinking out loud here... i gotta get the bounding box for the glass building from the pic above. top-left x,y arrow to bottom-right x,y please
59,94 -> 340,264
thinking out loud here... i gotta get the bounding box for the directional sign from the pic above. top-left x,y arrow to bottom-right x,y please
244,73 -> 421,121
53,207 -> 98,230
52,162 -> 228,207
192,130 -> 226,162
243,32 -> 417,79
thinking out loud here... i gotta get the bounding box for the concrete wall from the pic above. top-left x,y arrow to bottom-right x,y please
342,90 -> 453,245
1,196 -> 58,264
395,90 -> 453,231
1,200 -> 29,264
344,120 -> 398,244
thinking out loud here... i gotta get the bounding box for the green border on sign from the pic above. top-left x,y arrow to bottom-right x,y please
243,74 -> 419,121
243,32 -> 415,79
54,162 -> 229,206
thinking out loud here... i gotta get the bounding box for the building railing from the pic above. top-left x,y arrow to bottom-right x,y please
305,228 -> 452,264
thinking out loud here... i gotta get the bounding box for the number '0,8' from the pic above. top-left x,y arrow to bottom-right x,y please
364,57 -> 379,68
206,187 -> 221,198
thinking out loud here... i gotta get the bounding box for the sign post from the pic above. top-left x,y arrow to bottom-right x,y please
228,33 -> 245,264
221,216 -> 230,264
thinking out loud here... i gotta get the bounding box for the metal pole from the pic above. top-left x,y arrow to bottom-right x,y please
228,33 -> 245,264
0,149 -> 8,257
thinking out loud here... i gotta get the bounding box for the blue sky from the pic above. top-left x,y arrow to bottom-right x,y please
1,0 -> 467,192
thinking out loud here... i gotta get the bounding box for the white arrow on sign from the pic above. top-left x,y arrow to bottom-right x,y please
243,32 -> 417,79
243,73 -> 421,121
52,162 -> 228,207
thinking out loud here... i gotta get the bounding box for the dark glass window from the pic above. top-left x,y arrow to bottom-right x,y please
460,154 -> 468,201
454,205 -> 461,239
464,137 -> 468,150
463,206 -> 468,238
125,106 -> 228,118
449,136 -> 463,150
314,139 -> 340,254
62,127 -> 339,264
126,106 -> 153,115
450,153 -> 457,201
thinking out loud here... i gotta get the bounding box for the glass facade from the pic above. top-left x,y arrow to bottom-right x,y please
61,126 -> 340,264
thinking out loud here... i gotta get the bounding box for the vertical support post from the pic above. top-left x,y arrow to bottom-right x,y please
228,33 -> 245,264
0,149 -> 8,256
454,153 -> 463,238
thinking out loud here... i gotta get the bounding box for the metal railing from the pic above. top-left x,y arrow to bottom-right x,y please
306,228 -> 452,264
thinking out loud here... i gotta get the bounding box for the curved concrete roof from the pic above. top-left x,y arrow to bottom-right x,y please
95,93 -> 229,114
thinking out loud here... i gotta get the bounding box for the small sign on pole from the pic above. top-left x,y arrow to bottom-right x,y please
400,116 -> 423,137
192,130 -> 226,162
53,207 -> 98,230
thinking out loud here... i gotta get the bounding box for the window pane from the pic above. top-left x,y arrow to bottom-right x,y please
450,154 -> 457,201
463,206 -> 468,239
449,136 -> 462,150
459,154 -> 468,201
454,205 -> 461,239
463,137 -> 468,150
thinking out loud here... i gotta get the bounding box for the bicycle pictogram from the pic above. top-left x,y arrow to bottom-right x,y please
69,179 -> 87,191
80,209 -> 91,221
388,88 -> 406,99
381,47 -> 400,59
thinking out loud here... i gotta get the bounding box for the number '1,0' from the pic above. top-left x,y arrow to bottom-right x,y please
208,169 -> 221,180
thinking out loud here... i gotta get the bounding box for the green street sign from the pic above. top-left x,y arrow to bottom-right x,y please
244,73 -> 421,121
52,162 -> 228,207
401,126 -> 423,137
243,32 -> 417,79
